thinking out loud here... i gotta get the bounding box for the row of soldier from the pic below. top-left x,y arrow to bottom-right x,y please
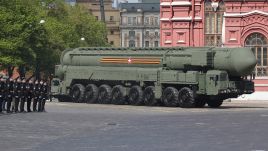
0,76 -> 49,113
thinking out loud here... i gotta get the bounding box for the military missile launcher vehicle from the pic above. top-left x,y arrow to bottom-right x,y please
51,47 -> 257,108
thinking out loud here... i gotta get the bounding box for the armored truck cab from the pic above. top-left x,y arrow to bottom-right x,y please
51,47 -> 256,108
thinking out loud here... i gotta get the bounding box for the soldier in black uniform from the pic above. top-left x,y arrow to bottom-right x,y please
6,78 -> 14,113
26,79 -> 34,112
37,80 -> 44,112
33,80 -> 40,112
40,81 -> 48,112
19,78 -> 27,112
0,77 -> 6,113
14,78 -> 21,113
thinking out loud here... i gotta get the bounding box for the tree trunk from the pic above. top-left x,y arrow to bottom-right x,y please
7,66 -> 15,77
35,60 -> 41,80
18,65 -> 26,78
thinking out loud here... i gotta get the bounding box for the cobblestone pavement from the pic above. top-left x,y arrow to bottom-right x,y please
1,100 -> 268,151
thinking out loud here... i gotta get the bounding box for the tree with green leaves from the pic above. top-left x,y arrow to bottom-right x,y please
0,0 -> 38,76
0,0 -> 108,79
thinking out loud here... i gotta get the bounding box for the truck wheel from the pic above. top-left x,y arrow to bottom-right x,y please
84,84 -> 98,104
178,87 -> 195,108
162,87 -> 179,107
70,84 -> 85,103
97,84 -> 112,104
195,99 -> 206,108
143,86 -> 157,106
207,99 -> 223,108
111,85 -> 127,105
58,96 -> 70,102
128,86 -> 143,105
58,96 -> 65,102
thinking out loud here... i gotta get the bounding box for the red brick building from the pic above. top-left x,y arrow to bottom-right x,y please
0,69 -> 19,79
160,0 -> 268,91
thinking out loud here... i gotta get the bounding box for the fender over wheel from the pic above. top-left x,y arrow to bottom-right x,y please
70,84 -> 85,103
143,86 -> 157,106
84,84 -> 99,103
178,87 -> 195,108
128,86 -> 143,105
97,84 -> 112,104
111,85 -> 127,105
162,87 -> 179,107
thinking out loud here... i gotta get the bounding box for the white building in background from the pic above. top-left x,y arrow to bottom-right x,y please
120,2 -> 160,48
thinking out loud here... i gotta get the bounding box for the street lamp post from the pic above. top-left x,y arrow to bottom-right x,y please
80,37 -> 86,47
35,19 -> 46,80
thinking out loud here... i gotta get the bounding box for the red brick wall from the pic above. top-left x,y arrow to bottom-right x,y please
254,79 -> 268,91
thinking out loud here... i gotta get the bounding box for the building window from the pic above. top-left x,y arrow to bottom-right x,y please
164,32 -> 172,44
145,41 -> 149,47
204,0 -> 225,46
129,40 -> 135,47
110,16 -> 114,21
95,16 -> 98,20
128,17 -> 132,25
129,31 -> 135,38
122,16 -> 127,25
137,16 -> 142,25
145,31 -> 150,36
154,41 -> 159,47
245,33 -> 268,76
110,41 -> 114,45
133,17 -> 137,25
150,16 -> 154,25
177,32 -> 186,43
145,17 -> 149,25
110,30 -> 114,35
155,32 -> 159,37
154,17 -> 159,25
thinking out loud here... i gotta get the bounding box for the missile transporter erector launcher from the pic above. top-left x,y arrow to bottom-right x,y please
51,47 -> 257,108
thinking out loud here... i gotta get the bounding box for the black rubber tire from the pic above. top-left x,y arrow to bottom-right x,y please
97,84 -> 112,104
58,95 -> 72,102
162,87 -> 179,107
143,86 -> 157,106
178,87 -> 195,108
111,85 -> 127,105
207,99 -> 223,108
57,96 -> 65,102
84,84 -> 99,103
70,84 -> 85,103
195,99 -> 207,108
128,85 -> 143,105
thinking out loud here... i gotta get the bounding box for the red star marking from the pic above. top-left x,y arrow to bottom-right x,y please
128,58 -> 132,63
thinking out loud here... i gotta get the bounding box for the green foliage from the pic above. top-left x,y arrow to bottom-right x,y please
0,0 -> 108,77
0,0 -> 37,69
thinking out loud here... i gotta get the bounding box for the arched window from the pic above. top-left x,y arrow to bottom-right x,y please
204,0 -> 225,46
245,33 -> 267,47
245,33 -> 268,76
